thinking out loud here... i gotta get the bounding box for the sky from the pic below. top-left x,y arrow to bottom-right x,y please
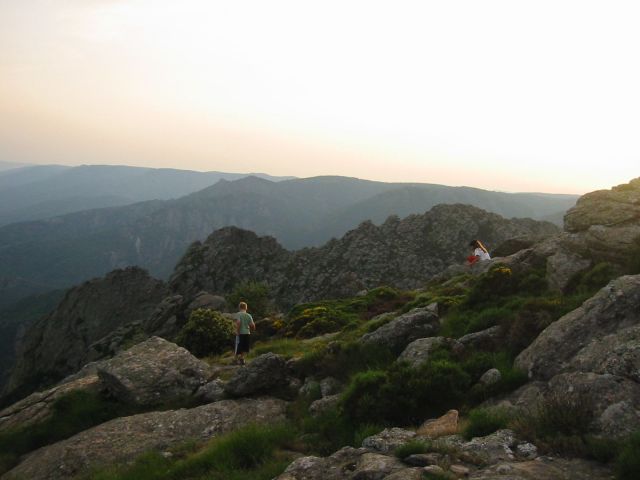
0,0 -> 638,194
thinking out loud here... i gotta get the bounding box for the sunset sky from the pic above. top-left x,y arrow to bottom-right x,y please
0,0 -> 638,194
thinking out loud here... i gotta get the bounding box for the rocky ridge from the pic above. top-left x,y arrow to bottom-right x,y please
170,204 -> 559,307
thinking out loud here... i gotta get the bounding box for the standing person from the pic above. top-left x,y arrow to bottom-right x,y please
467,239 -> 491,265
234,301 -> 255,365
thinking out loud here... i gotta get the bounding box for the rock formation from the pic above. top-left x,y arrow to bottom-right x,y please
170,204 -> 559,307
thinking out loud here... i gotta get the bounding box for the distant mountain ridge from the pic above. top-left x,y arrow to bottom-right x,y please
0,164 -> 293,226
0,175 -> 578,307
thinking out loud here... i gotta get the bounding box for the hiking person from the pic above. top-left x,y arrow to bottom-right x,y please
467,239 -> 491,265
233,301 -> 255,365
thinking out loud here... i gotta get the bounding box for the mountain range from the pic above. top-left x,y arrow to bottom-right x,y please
0,171 -> 579,309
0,163 -> 292,227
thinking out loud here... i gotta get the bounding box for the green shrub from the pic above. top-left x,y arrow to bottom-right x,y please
465,265 -> 517,307
341,360 -> 471,426
463,408 -> 512,440
227,281 -> 273,320
616,431 -> 640,480
565,262 -> 619,296
297,341 -> 395,381
177,308 -> 234,357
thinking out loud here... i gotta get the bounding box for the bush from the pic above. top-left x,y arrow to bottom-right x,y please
297,340 -> 395,381
341,360 -> 471,426
463,408 -> 512,440
227,281 -> 273,320
177,308 -> 235,357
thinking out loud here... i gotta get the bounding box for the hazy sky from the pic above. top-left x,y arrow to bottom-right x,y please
1,1 -> 638,193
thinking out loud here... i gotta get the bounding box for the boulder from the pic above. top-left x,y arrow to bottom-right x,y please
3,397 -> 287,480
545,372 -> 640,438
224,353 -> 290,398
516,275 -> 640,381
361,428 -> 416,453
309,394 -> 341,416
275,447 -> 404,480
398,337 -> 462,368
194,379 -> 226,403
416,409 -> 459,438
360,307 -> 440,353
0,375 -> 100,433
478,368 -> 502,387
458,326 -> 502,350
97,337 -> 212,406
320,377 -> 342,397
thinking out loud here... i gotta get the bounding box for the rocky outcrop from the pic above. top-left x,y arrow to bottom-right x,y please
565,177 -> 640,263
3,268 -> 169,402
361,307 -> 440,353
516,275 -> 640,381
170,205 -> 559,307
3,397 -> 287,480
276,427 -> 613,480
97,337 -> 212,407
511,274 -> 640,437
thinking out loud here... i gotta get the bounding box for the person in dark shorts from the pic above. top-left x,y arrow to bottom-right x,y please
234,301 -> 255,365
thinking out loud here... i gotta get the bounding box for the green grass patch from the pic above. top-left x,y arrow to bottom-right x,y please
463,408 -> 513,440
87,423 -> 297,480
394,440 -> 430,459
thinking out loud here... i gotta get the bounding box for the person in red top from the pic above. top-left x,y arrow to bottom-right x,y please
467,239 -> 491,265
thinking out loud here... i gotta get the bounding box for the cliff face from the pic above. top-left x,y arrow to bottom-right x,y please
170,204 -> 559,307
2,267 -> 168,403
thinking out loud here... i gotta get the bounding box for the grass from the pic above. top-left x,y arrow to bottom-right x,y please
87,423 -> 297,480
394,440 -> 430,459
462,408 -> 513,440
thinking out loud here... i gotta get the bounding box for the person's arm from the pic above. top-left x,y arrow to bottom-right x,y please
249,314 -> 256,331
235,318 -> 240,335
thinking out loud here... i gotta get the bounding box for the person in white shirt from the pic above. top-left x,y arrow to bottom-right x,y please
467,239 -> 491,264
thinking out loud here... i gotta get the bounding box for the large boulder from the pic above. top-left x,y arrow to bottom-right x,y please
97,337 -> 212,406
3,397 -> 287,480
224,353 -> 290,398
511,275 -> 640,437
516,275 -> 640,381
360,307 -> 440,353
